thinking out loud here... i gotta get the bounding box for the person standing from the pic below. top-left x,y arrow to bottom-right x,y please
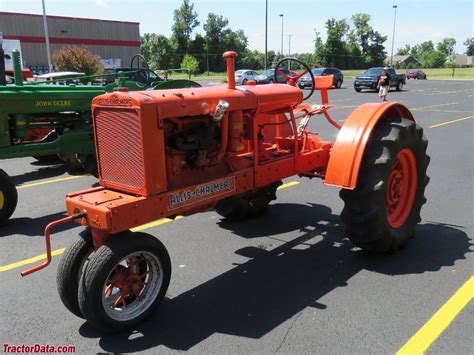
377,67 -> 391,102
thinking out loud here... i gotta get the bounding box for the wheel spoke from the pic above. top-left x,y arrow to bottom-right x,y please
294,69 -> 309,81
128,256 -> 135,273
276,68 -> 292,81
112,294 -> 124,308
104,283 -> 113,296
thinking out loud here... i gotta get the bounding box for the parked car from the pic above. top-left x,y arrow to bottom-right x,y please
235,69 -> 259,85
354,67 -> 406,92
407,69 -> 427,80
34,71 -> 86,85
297,67 -> 343,89
254,68 -> 293,84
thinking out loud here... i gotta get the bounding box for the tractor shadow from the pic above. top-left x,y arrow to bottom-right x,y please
0,211 -> 72,238
10,165 -> 67,185
79,203 -> 471,352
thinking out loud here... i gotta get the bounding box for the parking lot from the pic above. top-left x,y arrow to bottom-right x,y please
0,78 -> 473,353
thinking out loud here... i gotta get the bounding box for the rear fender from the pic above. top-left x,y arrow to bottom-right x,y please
324,102 -> 415,189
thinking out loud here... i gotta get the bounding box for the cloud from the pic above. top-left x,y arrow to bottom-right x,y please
96,0 -> 109,8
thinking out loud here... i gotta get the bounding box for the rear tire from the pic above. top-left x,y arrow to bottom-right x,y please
78,232 -> 171,332
339,117 -> 430,253
215,181 -> 281,221
335,79 -> 342,88
76,154 -> 99,178
59,153 -> 84,174
396,82 -> 404,91
0,169 -> 18,226
57,229 -> 94,318
33,155 -> 61,163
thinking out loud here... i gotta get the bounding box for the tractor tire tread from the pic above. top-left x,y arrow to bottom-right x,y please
56,229 -> 93,318
339,118 -> 429,253
0,169 -> 18,226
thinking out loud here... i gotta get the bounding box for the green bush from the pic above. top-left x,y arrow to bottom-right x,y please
180,54 -> 199,74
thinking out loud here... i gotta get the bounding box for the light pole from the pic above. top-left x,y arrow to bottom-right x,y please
264,0 -> 268,69
288,34 -> 292,56
41,0 -> 53,72
279,14 -> 284,57
390,5 -> 398,66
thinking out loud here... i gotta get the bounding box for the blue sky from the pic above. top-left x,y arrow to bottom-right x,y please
1,0 -> 472,54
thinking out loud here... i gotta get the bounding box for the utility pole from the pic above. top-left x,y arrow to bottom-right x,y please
288,34 -> 292,56
288,34 -> 292,70
41,0 -> 53,72
390,5 -> 398,66
264,0 -> 268,69
0,32 -> 6,86
279,14 -> 284,57
206,39 -> 209,76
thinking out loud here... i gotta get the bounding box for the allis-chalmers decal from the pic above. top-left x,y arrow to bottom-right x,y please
168,176 -> 235,211
96,95 -> 132,106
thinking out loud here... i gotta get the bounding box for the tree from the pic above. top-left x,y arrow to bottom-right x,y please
52,46 -> 103,75
421,50 -> 446,68
324,18 -> 350,68
314,36 -> 326,67
204,13 -> 229,71
410,40 -> 434,58
172,0 -> 199,56
396,44 -> 411,56
181,54 -> 199,74
463,37 -> 473,56
141,33 -> 177,70
351,13 -> 387,67
436,37 -> 456,56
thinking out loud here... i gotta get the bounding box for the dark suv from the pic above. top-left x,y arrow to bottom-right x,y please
297,68 -> 344,89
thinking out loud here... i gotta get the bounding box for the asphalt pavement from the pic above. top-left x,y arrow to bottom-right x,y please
0,78 -> 473,354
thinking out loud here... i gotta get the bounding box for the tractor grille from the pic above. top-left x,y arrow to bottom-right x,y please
94,108 -> 145,193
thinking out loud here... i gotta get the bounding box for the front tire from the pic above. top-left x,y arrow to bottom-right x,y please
355,88 -> 362,92
0,169 -> 18,226
215,181 -> 281,221
339,117 -> 430,253
396,82 -> 404,91
57,229 -> 94,318
78,232 -> 171,332
335,79 -> 342,88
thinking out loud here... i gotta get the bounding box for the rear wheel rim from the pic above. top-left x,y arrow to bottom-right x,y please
0,191 -> 4,210
386,148 -> 417,228
101,251 -> 163,322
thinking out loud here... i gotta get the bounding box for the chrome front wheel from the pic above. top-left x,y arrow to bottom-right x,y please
78,232 -> 171,332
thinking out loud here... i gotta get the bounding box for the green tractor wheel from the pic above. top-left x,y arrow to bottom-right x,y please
0,169 -> 18,226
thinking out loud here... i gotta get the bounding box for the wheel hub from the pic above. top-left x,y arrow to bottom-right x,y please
386,148 -> 417,228
102,251 -> 163,321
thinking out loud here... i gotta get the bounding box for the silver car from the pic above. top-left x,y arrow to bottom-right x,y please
235,69 -> 259,85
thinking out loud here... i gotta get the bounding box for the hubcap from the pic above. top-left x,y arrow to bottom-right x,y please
102,251 -> 163,322
386,148 -> 417,228
0,191 -> 4,209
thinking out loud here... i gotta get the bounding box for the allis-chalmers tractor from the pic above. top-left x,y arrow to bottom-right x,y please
0,50 -> 200,225
22,52 -> 429,332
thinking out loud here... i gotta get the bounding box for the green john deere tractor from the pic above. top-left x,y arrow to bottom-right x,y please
0,49 -> 200,225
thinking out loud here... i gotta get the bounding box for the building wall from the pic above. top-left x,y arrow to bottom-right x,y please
0,12 -> 140,68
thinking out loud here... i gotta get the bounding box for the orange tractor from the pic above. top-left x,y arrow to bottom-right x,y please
22,52 -> 429,332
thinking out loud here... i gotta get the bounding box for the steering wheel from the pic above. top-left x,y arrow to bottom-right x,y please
274,57 -> 315,101
130,54 -> 149,70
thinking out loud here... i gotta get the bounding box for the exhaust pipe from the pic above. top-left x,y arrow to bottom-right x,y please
223,51 -> 237,90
